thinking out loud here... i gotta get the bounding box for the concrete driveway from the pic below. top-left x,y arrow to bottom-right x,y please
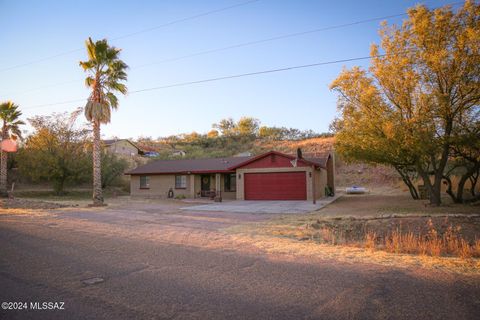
182,196 -> 340,214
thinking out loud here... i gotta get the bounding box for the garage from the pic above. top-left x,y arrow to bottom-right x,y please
244,172 -> 306,200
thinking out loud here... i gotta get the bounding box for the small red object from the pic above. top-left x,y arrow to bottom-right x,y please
1,139 -> 17,152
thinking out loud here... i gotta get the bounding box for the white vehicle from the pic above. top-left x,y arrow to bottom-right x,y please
346,186 -> 367,194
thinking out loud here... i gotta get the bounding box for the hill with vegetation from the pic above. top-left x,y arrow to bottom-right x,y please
133,117 -> 401,189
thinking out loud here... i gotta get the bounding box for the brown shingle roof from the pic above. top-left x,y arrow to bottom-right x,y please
126,156 -> 252,175
125,151 -> 332,175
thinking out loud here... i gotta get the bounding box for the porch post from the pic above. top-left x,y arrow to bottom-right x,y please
190,174 -> 195,198
215,173 -> 222,201
215,173 -> 221,192
312,166 -> 316,204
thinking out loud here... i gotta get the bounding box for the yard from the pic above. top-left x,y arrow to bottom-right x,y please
1,190 -> 479,319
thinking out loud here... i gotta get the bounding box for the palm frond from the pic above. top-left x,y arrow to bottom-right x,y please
85,76 -> 95,88
106,92 -> 119,109
79,60 -> 94,71
80,37 -> 128,123
86,37 -> 96,61
84,99 -> 111,124
0,101 -> 24,139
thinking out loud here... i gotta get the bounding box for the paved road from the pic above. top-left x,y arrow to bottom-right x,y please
1,202 -> 479,319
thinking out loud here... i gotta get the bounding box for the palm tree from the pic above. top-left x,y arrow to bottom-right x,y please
80,38 -> 128,206
0,101 -> 24,197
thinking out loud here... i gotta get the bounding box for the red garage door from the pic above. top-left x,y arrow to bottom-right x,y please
244,172 -> 306,200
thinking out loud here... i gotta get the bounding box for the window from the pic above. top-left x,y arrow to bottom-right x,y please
224,173 -> 236,192
175,175 -> 187,189
140,176 -> 149,189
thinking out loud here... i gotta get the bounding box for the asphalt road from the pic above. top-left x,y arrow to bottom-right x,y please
1,202 -> 479,319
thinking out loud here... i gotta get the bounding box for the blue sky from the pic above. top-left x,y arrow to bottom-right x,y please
0,0 -> 458,139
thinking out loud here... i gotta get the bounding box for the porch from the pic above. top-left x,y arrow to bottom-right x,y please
192,172 -> 237,200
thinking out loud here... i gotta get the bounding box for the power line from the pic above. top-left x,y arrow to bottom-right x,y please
23,54 -> 383,110
0,0 -> 260,73
112,0 -> 260,41
132,13 -> 408,69
24,98 -> 87,110
4,1 -> 465,97
5,80 -> 80,96
130,55 -> 380,93
133,0 -> 466,70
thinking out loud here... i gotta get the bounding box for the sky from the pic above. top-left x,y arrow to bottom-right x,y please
0,0 -> 459,139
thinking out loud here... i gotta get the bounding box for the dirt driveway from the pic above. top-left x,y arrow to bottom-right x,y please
1,197 -> 479,319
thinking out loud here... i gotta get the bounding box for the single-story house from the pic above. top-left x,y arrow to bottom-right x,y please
126,150 -> 335,202
103,139 -> 143,156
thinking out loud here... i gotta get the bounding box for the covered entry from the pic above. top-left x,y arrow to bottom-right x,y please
244,172 -> 307,200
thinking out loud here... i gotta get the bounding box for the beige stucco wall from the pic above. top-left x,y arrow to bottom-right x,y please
220,174 -> 237,200
129,167 -> 332,201
318,168 -> 329,198
236,167 -> 325,201
326,154 -> 335,192
130,173 -> 238,199
130,174 -> 194,198
194,175 -> 201,198
107,140 -> 138,156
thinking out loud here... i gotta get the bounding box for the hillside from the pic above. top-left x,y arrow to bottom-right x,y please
253,137 -> 335,155
254,137 -> 400,188
135,135 -> 401,189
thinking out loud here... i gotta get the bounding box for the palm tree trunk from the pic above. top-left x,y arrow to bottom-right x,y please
0,149 -> 7,197
92,120 -> 103,205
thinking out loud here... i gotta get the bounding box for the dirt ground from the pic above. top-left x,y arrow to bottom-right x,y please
313,190 -> 480,217
226,190 -> 480,274
1,192 -> 480,319
254,192 -> 480,242
0,198 -> 73,209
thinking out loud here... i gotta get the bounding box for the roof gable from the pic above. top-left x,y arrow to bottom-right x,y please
228,151 -> 326,170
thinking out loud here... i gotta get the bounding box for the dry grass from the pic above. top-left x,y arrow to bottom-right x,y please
309,218 -> 480,260
226,227 -> 480,276
382,219 -> 480,259
226,193 -> 480,275
364,231 -> 376,251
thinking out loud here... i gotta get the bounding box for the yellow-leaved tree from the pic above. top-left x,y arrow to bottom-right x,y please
331,1 -> 480,206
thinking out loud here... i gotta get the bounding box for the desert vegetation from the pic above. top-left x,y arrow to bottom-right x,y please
12,110 -> 129,195
135,117 -> 333,160
306,217 -> 480,259
330,1 -> 480,206
259,193 -> 480,261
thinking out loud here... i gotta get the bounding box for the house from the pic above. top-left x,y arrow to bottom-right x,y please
126,150 -> 335,202
103,139 -> 142,156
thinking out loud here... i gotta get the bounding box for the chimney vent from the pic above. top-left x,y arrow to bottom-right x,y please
296,148 -> 303,159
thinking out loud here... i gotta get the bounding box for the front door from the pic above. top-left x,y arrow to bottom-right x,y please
201,175 -> 211,197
